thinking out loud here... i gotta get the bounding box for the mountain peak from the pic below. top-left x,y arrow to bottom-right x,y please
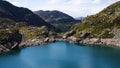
34,10 -> 81,32
0,0 -> 54,28
34,10 -> 75,23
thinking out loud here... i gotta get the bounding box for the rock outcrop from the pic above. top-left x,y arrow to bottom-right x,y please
65,36 -> 120,47
80,38 -> 120,47
0,29 -> 22,54
19,37 -> 67,48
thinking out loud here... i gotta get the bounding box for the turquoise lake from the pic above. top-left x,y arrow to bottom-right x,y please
0,42 -> 120,68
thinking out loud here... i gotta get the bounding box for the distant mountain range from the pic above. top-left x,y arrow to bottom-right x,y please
34,10 -> 81,32
34,10 -> 80,23
0,0 -> 53,28
75,17 -> 85,21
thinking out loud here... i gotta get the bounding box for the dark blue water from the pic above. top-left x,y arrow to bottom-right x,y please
0,42 -> 120,68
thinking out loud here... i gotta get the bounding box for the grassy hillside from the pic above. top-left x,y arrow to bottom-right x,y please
70,1 -> 120,39
20,26 -> 57,40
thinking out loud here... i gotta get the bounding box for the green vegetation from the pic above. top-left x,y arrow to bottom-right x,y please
0,29 -> 10,40
0,18 -> 56,41
70,1 -> 120,38
0,27 -> 22,42
20,26 -> 56,40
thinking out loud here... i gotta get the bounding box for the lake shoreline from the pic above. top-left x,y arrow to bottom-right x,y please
1,42 -> 120,68
19,37 -> 120,47
0,37 -> 120,54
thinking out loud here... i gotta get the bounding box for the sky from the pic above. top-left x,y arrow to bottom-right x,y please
6,0 -> 119,18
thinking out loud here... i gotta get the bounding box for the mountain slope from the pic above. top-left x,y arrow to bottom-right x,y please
0,0 -> 53,28
70,1 -> 120,38
34,10 -> 81,32
34,10 -> 78,23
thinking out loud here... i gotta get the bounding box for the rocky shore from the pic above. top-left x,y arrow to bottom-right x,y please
20,36 -> 120,48
0,36 -> 120,54
66,37 -> 120,47
79,38 -> 120,47
0,45 -> 10,53
19,37 -> 67,48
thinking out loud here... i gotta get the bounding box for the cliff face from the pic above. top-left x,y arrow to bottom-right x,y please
70,1 -> 120,38
0,29 -> 22,53
0,18 -> 55,53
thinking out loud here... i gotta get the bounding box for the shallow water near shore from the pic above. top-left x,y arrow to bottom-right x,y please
0,42 -> 120,68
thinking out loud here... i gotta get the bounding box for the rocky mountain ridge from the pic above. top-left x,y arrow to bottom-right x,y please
34,10 -> 81,32
0,0 -> 54,28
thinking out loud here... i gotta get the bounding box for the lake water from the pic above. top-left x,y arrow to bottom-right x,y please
0,42 -> 120,68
